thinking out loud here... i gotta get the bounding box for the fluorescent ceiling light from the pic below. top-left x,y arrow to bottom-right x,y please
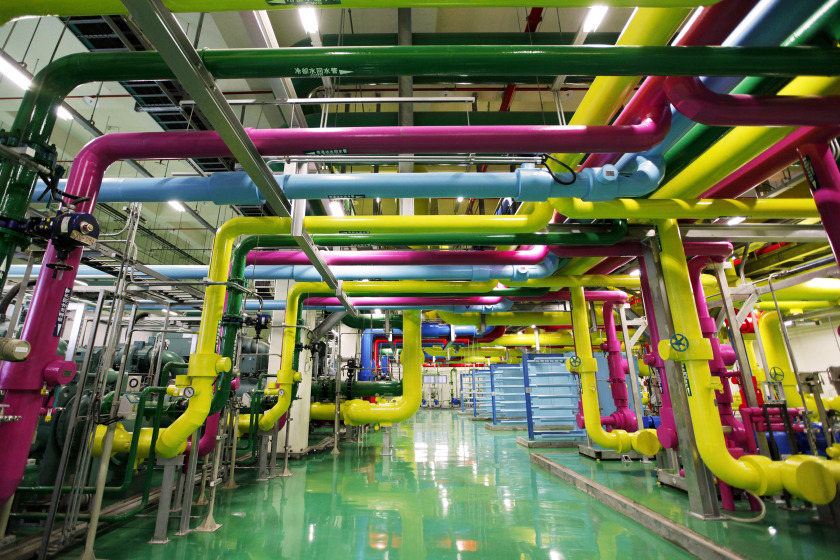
629,268 -> 641,277
168,200 -> 186,212
784,320 -> 794,327
299,7 -> 319,34
167,310 -> 179,317
375,197 -> 381,203
373,308 -> 383,317
456,197 -> 464,203
74,279 -> 88,286
0,57 -> 32,90
329,200 -> 345,216
56,105 -> 74,120
727,216 -> 746,226
582,5 -> 608,33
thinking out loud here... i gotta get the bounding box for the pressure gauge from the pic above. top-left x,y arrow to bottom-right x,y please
184,386 -> 195,398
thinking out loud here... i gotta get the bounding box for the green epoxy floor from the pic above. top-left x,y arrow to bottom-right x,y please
540,450 -> 840,560
56,410 -> 696,559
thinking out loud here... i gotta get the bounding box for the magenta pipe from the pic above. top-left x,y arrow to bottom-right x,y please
304,296 -> 502,306
797,143 -> 840,262
703,126 -> 840,198
549,241 -> 733,259
600,298 -> 637,432
687,254 -> 747,451
508,288 -> 628,303
585,256 -> 635,275
665,76 -> 840,127
248,246 -> 549,267
582,0 -> 757,168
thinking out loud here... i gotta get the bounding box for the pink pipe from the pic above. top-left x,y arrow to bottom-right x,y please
582,0 -> 757,168
599,297 -> 637,432
797,143 -> 840,262
248,245 -> 549,266
304,296 -> 502,306
665,76 -> 840,127
549,241 -> 733,259
509,288 -> 628,304
585,257 -> 635,276
703,126 -> 840,198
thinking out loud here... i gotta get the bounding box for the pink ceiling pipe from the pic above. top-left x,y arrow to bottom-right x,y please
508,288 -> 628,304
582,0 -> 757,168
304,296 -> 502,306
248,245 -> 549,267
797,143 -> 840,263
703,125 -> 840,198
585,257 -> 635,275
665,76 -> 840,127
548,241 -> 733,259
0,111 -> 673,506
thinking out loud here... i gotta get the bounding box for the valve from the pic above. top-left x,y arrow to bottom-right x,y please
27,211 -> 100,271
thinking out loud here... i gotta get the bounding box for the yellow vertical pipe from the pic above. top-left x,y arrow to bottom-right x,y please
655,218 -> 836,503
757,312 -> 804,408
567,286 -> 661,455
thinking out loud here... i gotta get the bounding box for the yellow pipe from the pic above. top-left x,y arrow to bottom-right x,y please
547,7 -> 690,169
655,77 -> 840,199
756,312 -> 804,408
508,274 -> 642,289
260,281 -> 495,430
566,286 -> 661,456
301,310 -> 422,426
553,198 -> 820,220
755,301 -> 837,311
425,347 -> 509,357
655,218 -> 836,504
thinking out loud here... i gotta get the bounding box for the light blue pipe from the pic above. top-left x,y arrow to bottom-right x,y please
38,158 -> 664,204
615,0 -> 823,170
7,255 -> 560,283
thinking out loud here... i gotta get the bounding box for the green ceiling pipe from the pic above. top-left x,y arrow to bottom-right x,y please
342,314 -> 404,330
0,2 -> 723,27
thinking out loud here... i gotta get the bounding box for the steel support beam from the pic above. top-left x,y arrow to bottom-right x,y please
121,0 -> 352,314
642,242 -> 721,519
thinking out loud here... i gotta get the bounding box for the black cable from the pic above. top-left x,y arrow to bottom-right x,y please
540,153 -> 577,185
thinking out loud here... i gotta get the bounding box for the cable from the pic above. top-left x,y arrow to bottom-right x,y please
721,491 -> 767,524
540,153 -> 577,185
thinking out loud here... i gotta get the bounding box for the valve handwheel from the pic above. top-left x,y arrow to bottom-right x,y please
669,334 -> 689,352
570,356 -> 582,368
769,367 -> 785,381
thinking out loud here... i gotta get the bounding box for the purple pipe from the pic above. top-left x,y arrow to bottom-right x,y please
665,76 -> 840,127
687,255 -> 746,450
304,296 -> 503,306
599,297 -> 637,432
703,126 -> 840,198
0,112 -> 670,505
797,143 -> 840,263
248,246 -> 549,267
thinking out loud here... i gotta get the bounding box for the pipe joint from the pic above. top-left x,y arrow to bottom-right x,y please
186,352 -> 231,381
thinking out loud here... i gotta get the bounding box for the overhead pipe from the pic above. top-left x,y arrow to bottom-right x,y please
566,286 -> 661,456
0,1 -> 725,27
53,159 -> 667,205
664,75 -> 840,127
552,197 -> 820,220
654,218 -> 837,504
605,0 -> 827,172
797,143 -> 840,263
583,0 -> 760,169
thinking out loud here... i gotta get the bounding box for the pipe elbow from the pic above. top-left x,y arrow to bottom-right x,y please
155,379 -> 212,459
258,383 -> 293,432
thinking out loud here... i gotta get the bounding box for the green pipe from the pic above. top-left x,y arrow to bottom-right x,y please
341,314 -> 404,330
14,387 -> 166,501
311,379 -> 403,402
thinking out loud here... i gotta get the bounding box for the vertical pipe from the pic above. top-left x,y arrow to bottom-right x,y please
797,143 -> 840,262
398,7 -> 415,215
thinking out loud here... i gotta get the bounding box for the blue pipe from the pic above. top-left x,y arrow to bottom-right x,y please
7,256 -> 560,283
615,0 -> 823,170
360,325 -> 480,379
38,159 -> 665,204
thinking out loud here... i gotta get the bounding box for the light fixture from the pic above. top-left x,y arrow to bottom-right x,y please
167,310 -> 179,317
299,7 -> 319,34
784,320 -> 794,327
74,279 -> 88,286
0,57 -> 32,90
727,216 -> 746,226
373,308 -> 384,317
168,200 -> 186,212
457,197 -> 464,203
56,105 -> 74,121
530,325 -> 537,329
375,197 -> 381,203
629,268 -> 641,277
806,277 -> 840,289
329,200 -> 345,217
582,5 -> 608,33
